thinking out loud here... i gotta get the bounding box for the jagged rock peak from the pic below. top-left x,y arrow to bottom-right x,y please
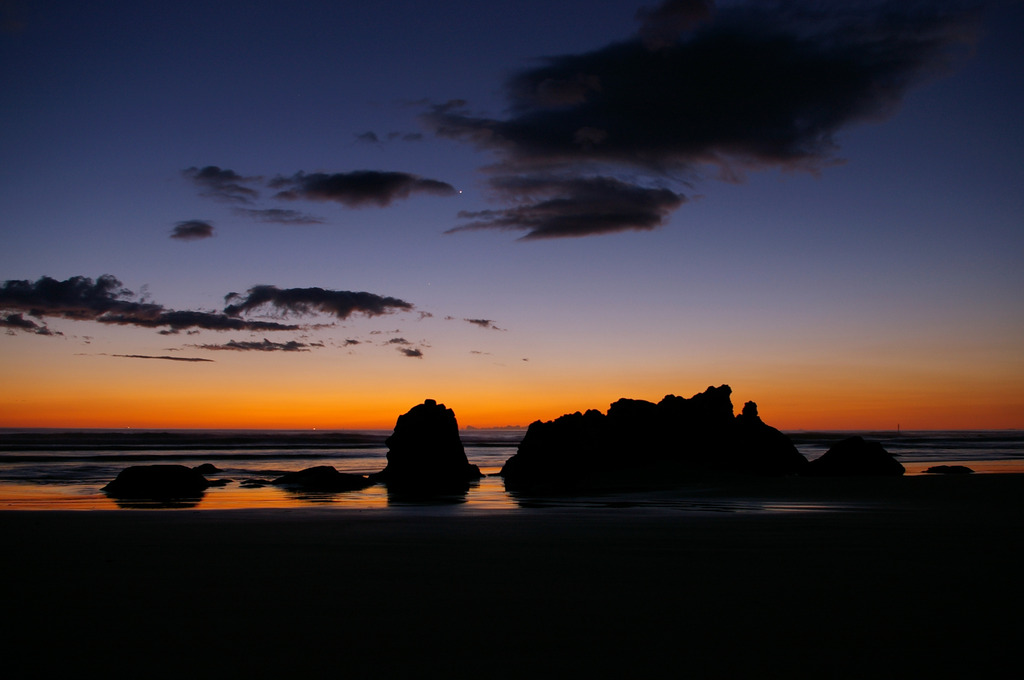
501,385 -> 807,492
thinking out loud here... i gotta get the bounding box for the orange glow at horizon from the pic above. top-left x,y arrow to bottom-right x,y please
2,332 -> 1021,431
2,374 -> 1021,431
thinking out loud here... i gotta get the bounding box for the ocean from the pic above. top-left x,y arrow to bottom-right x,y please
1,428 -> 1021,511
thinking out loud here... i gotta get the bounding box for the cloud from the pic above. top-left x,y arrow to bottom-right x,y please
424,0 -> 983,238
450,175 -> 684,239
3,275 -> 433,361
2,312 -> 42,330
185,163 -> 452,213
192,339 -> 313,352
224,285 -> 414,320
398,347 -> 423,358
183,166 -> 261,204
110,354 -> 215,363
1,1 -> 27,34
636,0 -> 713,49
0,275 -> 300,334
356,131 -> 424,143
464,318 -> 505,330
0,274 -> 161,322
100,310 -> 300,334
233,208 -> 325,225
2,312 -> 59,335
431,1 -> 982,170
171,220 -> 215,240
270,170 -> 457,207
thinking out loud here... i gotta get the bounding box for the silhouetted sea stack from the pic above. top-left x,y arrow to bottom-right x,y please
500,385 -> 808,492
803,436 -> 904,476
102,464 -> 210,499
372,399 -> 482,492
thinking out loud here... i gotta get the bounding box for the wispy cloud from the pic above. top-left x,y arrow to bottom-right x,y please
398,347 -> 423,358
232,208 -> 325,225
2,312 -> 59,335
184,163 -> 453,217
183,166 -> 261,204
464,318 -> 505,330
191,339 -> 314,352
356,130 -> 424,144
109,354 -> 214,363
424,0 -> 984,239
450,176 -> 684,239
101,310 -> 300,335
170,219 -> 215,240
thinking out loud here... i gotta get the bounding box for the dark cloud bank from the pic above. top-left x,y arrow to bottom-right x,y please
4,277 -> 503,362
224,285 -> 414,320
425,0 -> 984,239
0,275 -> 279,334
0,276 -> 414,337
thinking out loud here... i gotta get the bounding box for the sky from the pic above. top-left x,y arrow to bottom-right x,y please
2,0 -> 1022,430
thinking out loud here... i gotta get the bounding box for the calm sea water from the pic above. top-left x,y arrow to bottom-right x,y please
1,429 -> 1021,511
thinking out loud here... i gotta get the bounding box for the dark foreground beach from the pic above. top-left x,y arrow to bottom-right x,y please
5,474 -> 1023,679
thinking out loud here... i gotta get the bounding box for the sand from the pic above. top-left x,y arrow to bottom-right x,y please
4,473 -> 1023,678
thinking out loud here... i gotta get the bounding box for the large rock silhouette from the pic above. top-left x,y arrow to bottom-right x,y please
372,399 -> 482,493
500,385 -> 807,492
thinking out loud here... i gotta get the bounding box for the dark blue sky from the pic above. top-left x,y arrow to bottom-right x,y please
2,1 -> 1022,428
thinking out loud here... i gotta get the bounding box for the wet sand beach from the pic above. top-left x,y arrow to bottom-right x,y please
5,473 -> 1023,678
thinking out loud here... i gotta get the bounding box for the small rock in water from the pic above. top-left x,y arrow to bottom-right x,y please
803,436 -> 904,476
103,465 -> 210,499
923,464 -> 974,475
271,466 -> 372,492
